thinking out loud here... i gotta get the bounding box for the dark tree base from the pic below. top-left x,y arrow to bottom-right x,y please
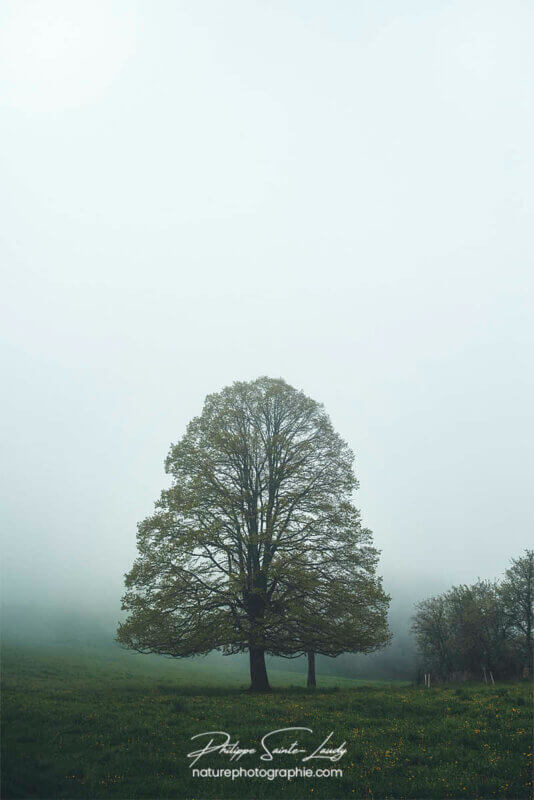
307,650 -> 316,687
249,646 -> 271,692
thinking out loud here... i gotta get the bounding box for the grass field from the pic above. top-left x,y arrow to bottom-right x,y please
1,642 -> 532,799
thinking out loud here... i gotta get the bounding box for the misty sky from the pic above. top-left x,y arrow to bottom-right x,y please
1,0 -> 533,627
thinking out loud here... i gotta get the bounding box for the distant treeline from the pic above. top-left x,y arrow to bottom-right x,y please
412,550 -> 533,682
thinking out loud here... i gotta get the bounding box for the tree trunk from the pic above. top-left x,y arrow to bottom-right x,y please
307,651 -> 316,687
249,646 -> 270,691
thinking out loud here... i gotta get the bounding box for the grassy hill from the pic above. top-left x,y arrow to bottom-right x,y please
1,642 -> 531,799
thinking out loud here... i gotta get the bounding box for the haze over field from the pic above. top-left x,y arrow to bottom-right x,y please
1,1 -> 533,665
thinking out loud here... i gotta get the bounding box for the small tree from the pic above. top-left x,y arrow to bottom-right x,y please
500,550 -> 534,678
269,531 -> 390,686
117,377 -> 380,691
302,575 -> 391,687
446,581 -> 509,679
412,595 -> 454,681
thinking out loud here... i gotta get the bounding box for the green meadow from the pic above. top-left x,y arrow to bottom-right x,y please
1,643 -> 532,799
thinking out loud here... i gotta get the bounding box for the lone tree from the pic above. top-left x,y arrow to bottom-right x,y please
117,376 -> 388,690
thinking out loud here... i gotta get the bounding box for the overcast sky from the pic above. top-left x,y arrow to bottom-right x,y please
1,0 -> 532,627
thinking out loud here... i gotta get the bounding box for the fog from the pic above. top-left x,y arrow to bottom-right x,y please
1,1 -> 532,670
